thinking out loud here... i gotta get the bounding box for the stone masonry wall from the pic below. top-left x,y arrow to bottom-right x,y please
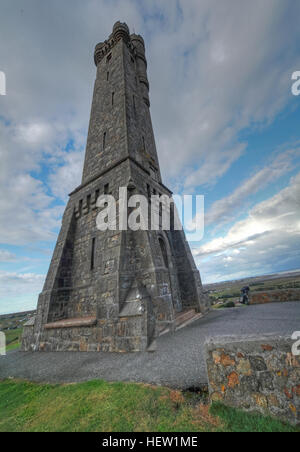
250,289 -> 300,305
205,334 -> 300,426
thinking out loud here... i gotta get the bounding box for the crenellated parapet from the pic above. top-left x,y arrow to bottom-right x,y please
74,189 -> 99,219
112,21 -> 130,43
94,23 -> 150,106
94,22 -> 131,66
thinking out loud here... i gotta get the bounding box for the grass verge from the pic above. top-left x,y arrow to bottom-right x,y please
0,379 -> 298,432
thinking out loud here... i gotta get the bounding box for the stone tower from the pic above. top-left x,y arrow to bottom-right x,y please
22,22 -> 210,353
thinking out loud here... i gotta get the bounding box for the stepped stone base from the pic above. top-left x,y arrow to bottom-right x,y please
159,309 -> 203,337
44,317 -> 97,329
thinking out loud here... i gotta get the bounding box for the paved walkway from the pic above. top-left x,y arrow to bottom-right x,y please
1,302 -> 299,389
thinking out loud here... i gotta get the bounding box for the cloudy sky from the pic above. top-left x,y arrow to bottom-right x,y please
0,0 -> 300,314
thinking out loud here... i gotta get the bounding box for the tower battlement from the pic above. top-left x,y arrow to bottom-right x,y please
94,22 -> 145,66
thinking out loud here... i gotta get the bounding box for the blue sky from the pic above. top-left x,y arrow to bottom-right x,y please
0,0 -> 300,314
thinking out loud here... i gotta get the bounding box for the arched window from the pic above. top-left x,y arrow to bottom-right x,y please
159,238 -> 168,269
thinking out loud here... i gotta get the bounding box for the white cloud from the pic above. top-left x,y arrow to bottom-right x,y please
15,122 -> 53,147
147,0 -> 300,188
195,172 -> 300,282
0,1 -> 299,292
1,0 -> 299,198
0,169 -> 62,245
197,172 -> 300,256
0,250 -> 16,262
0,271 -> 45,314
204,148 -> 300,226
49,150 -> 85,201
0,117 -> 86,245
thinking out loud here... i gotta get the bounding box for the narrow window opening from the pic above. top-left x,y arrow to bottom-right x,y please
159,193 -> 162,216
107,71 -> 109,81
159,238 -> 169,269
79,199 -> 83,216
87,194 -> 91,212
147,184 -> 151,200
159,195 -> 163,228
170,203 -> 175,231
103,132 -> 106,150
95,189 -> 100,202
104,183 -> 109,195
91,238 -> 96,271
142,136 -> 145,151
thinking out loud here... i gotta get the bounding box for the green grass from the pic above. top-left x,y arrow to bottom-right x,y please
0,379 -> 298,432
6,342 -> 21,351
210,403 -> 299,433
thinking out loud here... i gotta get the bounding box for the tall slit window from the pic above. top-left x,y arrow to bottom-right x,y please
159,238 -> 168,269
91,238 -> 96,271
133,95 -> 136,116
159,193 -> 162,217
147,184 -> 151,200
104,183 -> 109,195
103,132 -> 106,150
79,199 -> 83,216
87,194 -> 91,213
107,71 -> 109,81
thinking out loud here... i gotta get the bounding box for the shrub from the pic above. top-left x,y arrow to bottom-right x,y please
224,301 -> 235,308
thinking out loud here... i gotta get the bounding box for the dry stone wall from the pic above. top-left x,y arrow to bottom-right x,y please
250,289 -> 300,305
205,334 -> 300,426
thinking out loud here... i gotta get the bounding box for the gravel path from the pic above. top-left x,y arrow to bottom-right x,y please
1,302 -> 299,389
